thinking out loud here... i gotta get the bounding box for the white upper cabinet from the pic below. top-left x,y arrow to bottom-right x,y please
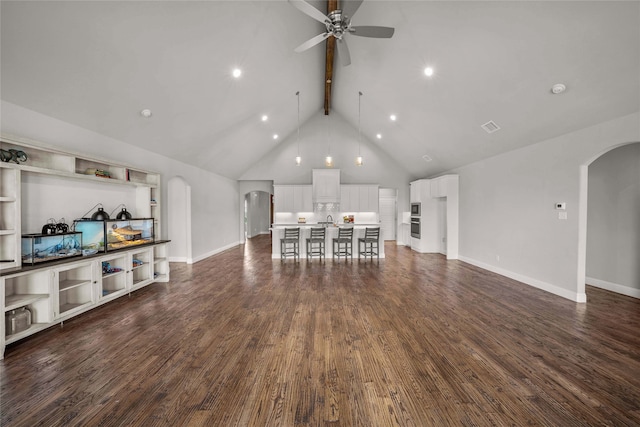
340,185 -> 379,212
312,169 -> 340,203
274,185 -> 312,212
410,179 -> 430,202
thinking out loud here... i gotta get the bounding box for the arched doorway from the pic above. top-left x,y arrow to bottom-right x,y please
244,190 -> 271,241
585,142 -> 640,298
168,176 -> 192,263
578,141 -> 640,301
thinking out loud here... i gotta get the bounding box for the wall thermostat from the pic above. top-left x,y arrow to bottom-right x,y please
555,202 -> 566,210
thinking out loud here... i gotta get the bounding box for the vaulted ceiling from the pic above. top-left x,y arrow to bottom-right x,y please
1,1 -> 639,180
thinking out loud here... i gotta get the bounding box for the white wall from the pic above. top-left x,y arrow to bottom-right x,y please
239,110 -> 413,243
586,143 -> 640,297
1,101 -> 241,263
245,191 -> 270,238
451,112 -> 640,302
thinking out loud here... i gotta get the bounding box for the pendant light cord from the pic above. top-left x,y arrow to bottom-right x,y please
358,91 -> 362,157
296,91 -> 300,157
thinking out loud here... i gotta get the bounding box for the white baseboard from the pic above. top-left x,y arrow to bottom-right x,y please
586,277 -> 640,299
458,256 -> 587,303
168,256 -> 188,263
187,241 -> 242,264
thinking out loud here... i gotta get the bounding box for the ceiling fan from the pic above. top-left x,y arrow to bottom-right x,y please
289,0 -> 395,66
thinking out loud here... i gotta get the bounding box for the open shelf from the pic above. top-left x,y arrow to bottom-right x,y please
59,279 -> 92,292
5,294 -> 48,312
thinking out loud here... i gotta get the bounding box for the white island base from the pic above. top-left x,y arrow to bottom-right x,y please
271,225 -> 385,259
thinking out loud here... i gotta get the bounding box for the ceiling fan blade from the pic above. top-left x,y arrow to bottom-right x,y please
336,38 -> 351,66
288,0 -> 329,24
340,0 -> 364,20
294,32 -> 331,52
350,25 -> 395,38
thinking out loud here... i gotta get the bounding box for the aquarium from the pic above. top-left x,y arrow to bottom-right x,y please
73,220 -> 106,255
21,232 -> 82,265
105,218 -> 154,251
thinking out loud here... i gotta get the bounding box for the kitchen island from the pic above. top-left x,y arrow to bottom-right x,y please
270,224 -> 384,259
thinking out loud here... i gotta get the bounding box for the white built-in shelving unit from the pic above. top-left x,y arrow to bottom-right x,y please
0,135 -> 170,359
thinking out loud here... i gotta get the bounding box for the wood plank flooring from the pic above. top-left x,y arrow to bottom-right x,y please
1,235 -> 639,426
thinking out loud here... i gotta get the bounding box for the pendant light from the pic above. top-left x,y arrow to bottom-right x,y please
355,91 -> 364,166
325,115 -> 333,167
295,91 -> 302,166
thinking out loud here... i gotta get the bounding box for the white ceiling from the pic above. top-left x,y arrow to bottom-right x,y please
2,1 -> 639,180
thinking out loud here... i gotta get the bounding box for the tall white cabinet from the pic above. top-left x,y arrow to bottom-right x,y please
0,135 -> 170,359
410,175 -> 459,259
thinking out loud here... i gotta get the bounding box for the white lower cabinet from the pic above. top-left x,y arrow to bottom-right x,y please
130,247 -> 154,290
99,253 -> 129,301
54,260 -> 95,319
2,269 -> 53,345
1,242 -> 169,359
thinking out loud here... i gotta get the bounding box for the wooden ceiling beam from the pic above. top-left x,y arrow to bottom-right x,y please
324,0 -> 338,115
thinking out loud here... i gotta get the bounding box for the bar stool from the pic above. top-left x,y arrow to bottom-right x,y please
306,227 -> 326,261
332,227 -> 353,260
358,227 -> 380,260
280,228 -> 300,260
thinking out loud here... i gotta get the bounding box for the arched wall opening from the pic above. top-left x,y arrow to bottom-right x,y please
244,191 -> 271,240
168,176 -> 192,263
578,141 -> 640,301
581,142 -> 640,299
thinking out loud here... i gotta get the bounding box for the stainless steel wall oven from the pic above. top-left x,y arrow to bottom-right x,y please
410,217 -> 420,239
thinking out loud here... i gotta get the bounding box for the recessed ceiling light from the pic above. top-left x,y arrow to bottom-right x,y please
232,68 -> 242,78
551,83 -> 566,94
390,114 -> 397,121
273,134 -> 278,140
376,133 -> 382,139
424,67 -> 434,77
140,109 -> 152,118
261,115 -> 268,122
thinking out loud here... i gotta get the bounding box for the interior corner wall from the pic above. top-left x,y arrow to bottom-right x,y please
451,112 -> 640,302
1,100 -> 241,263
586,143 -> 640,296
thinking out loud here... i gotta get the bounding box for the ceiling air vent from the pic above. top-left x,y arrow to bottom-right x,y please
481,120 -> 501,134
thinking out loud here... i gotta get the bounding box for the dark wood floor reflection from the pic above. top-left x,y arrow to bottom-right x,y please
2,235 -> 639,426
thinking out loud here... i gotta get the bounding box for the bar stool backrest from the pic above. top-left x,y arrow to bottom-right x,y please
365,227 -> 380,239
338,227 -> 353,239
284,228 -> 299,239
310,228 -> 325,239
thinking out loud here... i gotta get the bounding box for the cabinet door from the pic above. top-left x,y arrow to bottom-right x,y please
293,186 -> 304,212
312,169 -> 340,202
301,185 -> 313,211
431,177 -> 453,198
274,186 -> 284,212
99,254 -> 129,300
366,186 -> 379,212
410,181 -> 419,203
131,247 -> 154,290
55,261 -> 95,319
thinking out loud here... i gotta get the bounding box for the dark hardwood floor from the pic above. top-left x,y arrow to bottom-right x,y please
1,235 -> 639,426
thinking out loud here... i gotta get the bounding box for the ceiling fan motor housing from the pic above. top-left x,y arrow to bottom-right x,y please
327,10 -> 348,38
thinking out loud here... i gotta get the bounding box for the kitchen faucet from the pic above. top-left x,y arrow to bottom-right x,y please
326,215 -> 333,227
